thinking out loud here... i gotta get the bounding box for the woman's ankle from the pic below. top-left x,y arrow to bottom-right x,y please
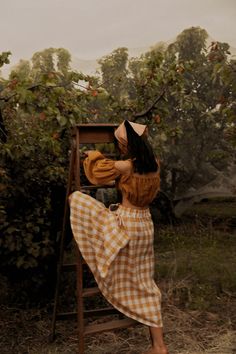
153,343 -> 168,353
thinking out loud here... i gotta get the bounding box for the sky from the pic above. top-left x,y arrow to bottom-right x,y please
0,0 -> 236,66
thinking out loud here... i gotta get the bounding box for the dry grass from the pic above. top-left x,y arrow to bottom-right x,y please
1,295 -> 236,354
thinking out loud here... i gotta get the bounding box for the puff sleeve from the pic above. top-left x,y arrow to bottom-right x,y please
83,151 -> 121,185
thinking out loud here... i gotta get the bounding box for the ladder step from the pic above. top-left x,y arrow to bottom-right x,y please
84,318 -> 138,335
82,287 -> 100,297
56,311 -> 77,320
80,153 -> 117,160
62,263 -> 76,272
81,184 -> 115,191
56,307 -> 120,320
84,307 -> 119,317
62,259 -> 87,271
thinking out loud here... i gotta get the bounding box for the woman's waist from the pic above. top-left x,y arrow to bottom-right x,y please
108,196 -> 151,218
121,196 -> 150,210
119,189 -> 156,208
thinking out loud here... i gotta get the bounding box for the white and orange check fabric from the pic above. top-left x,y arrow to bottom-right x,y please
69,191 -> 163,327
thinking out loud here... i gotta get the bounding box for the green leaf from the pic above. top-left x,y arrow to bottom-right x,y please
56,114 -> 67,126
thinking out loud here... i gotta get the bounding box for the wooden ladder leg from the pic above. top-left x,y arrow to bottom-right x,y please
50,234 -> 64,341
77,248 -> 85,353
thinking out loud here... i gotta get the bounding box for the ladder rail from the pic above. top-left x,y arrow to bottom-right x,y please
50,124 -> 139,352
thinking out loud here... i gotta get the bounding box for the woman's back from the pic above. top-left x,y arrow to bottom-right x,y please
115,160 -> 160,208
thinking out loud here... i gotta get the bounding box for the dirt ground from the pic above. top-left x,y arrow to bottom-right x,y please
1,291 -> 236,354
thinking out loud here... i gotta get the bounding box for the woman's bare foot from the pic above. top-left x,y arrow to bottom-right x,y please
142,344 -> 168,354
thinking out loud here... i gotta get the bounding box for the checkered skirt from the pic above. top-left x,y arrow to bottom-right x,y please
69,191 -> 162,327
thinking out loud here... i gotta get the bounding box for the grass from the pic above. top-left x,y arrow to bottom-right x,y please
183,197 -> 236,219
155,222 -> 236,311
154,198 -> 236,313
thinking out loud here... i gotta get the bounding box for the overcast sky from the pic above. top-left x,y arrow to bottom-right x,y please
1,0 -> 236,65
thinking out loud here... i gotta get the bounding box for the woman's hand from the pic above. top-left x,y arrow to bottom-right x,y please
83,150 -> 94,157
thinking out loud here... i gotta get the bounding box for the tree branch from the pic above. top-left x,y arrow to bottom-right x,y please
131,87 -> 166,122
0,93 -> 17,102
0,82 -> 72,103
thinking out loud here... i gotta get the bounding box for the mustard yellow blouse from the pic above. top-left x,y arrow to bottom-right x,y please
83,151 -> 160,207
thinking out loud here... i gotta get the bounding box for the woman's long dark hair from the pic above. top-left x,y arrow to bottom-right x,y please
124,120 -> 158,174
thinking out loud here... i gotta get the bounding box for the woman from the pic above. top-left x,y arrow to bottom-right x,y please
69,120 -> 168,354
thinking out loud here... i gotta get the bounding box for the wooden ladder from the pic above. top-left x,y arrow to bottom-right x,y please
50,124 -> 138,353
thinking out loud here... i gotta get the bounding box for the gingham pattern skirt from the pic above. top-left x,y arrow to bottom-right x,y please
69,191 -> 162,327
